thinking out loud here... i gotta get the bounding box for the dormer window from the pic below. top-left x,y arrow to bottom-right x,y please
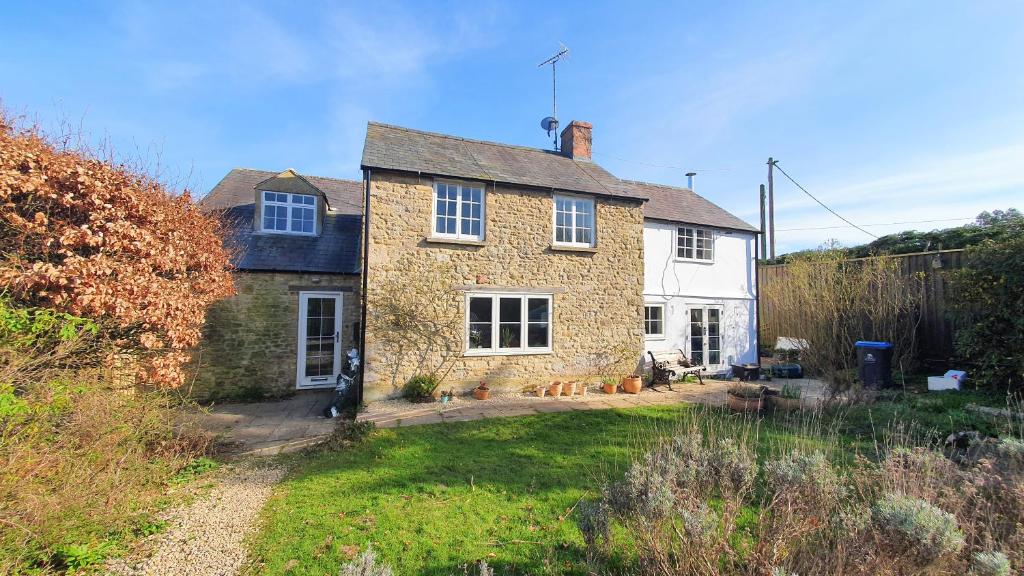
262,191 -> 316,235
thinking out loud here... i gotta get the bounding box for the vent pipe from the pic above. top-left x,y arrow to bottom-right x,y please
685,172 -> 696,190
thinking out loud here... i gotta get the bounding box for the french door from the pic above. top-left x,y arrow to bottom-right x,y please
296,292 -> 343,389
689,306 -> 723,367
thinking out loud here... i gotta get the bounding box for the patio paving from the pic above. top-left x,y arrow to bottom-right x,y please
196,391 -> 337,456
196,379 -> 827,455
356,378 -> 827,428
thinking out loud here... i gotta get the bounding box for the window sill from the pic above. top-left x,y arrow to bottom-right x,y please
464,349 -> 553,358
644,335 -> 667,341
425,236 -> 486,247
549,244 -> 597,254
674,257 -> 715,265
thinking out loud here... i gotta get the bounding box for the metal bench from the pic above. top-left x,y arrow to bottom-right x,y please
647,349 -> 706,390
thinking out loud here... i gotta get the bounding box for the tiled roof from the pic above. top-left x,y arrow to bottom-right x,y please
201,168 -> 363,274
220,205 -> 361,274
360,122 -> 645,201
201,168 -> 363,215
622,180 -> 759,232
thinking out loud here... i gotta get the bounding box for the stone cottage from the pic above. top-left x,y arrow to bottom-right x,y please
194,168 -> 363,400
359,121 -> 648,400
195,120 -> 758,402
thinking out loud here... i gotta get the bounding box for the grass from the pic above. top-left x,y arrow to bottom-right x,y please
251,406 -> 852,575
250,389 -> 1020,575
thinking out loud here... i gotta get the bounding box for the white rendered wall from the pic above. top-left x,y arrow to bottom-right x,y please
642,220 -> 758,369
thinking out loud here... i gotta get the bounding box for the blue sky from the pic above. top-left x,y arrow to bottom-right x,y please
3,1 -> 1022,252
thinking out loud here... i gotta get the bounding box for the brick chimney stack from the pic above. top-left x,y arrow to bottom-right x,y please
559,120 -> 592,160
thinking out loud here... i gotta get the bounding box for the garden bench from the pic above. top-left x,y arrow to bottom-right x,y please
646,349 -> 706,390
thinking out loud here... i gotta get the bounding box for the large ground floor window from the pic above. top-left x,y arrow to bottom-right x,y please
466,293 -> 552,355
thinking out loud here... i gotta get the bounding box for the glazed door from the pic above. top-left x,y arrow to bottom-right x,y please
296,292 -> 343,389
689,306 -> 723,368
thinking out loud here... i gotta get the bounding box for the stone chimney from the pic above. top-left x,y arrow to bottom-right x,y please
559,120 -> 592,160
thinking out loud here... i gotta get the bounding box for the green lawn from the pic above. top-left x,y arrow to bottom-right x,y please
251,406 -> 843,575
249,393 -> 1017,575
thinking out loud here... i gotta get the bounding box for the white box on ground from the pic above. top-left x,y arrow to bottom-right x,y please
928,370 -> 967,391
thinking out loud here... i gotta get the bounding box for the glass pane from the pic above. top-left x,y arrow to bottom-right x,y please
308,297 -> 321,317
470,220 -> 480,236
307,317 -> 321,338
527,323 -> 548,347
445,217 -> 456,234
708,309 -> 720,322
499,298 -> 521,323
321,298 -> 335,318
690,308 -> 702,323
302,219 -> 314,233
527,298 -> 548,322
469,323 -> 491,349
709,351 -> 720,365
692,348 -> 704,365
263,216 -> 275,230
575,227 -> 591,244
461,218 -> 471,235
498,324 -> 521,348
469,297 -> 492,323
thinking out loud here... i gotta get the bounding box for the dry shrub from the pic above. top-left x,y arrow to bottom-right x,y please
0,300 -> 211,574
581,407 -> 1024,575
0,111 -> 234,387
759,246 -> 923,393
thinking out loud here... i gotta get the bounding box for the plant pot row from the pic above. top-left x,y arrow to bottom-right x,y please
540,381 -> 590,397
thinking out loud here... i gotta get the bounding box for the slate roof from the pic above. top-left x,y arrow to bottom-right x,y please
201,168 -> 363,215
202,168 -> 363,274
621,180 -> 759,233
360,122 -> 645,201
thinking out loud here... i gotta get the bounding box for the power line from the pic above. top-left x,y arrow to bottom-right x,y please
776,217 -> 975,232
771,161 -> 879,239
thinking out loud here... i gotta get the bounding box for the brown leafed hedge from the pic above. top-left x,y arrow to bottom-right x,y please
0,112 -> 235,386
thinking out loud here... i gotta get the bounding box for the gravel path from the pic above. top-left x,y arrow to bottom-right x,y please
106,463 -> 285,576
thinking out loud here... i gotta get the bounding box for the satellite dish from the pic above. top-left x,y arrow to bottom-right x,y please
541,116 -> 559,136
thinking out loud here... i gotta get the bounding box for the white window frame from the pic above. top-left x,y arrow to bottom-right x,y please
260,191 -> 317,236
431,180 -> 485,241
676,226 -> 714,262
552,194 -> 596,248
644,303 -> 666,340
464,293 -> 553,356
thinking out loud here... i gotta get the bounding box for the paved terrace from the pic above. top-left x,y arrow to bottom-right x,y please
198,379 -> 827,456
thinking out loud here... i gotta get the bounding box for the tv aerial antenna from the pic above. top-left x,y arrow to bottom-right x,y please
538,43 -> 569,150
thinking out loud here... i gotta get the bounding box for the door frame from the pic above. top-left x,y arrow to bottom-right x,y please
688,305 -> 725,369
296,291 -> 344,389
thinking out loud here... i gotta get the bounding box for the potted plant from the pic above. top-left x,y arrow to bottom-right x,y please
563,381 -> 577,396
577,383 -> 588,396
601,376 -> 618,394
727,384 -> 764,413
534,385 -> 547,398
621,373 -> 643,394
548,380 -> 564,397
771,383 -> 802,411
473,381 -> 490,400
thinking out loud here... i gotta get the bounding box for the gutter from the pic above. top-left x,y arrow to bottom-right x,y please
357,169 -> 371,405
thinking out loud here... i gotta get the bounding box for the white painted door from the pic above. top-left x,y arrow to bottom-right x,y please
296,292 -> 343,389
689,306 -> 723,368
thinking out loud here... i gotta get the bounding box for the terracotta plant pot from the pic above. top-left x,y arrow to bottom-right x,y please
602,383 -> 617,394
473,388 -> 490,400
548,381 -> 563,397
621,376 -> 643,394
535,386 -> 547,398
563,381 -> 577,396
771,396 -> 801,412
727,393 -> 763,413
578,385 -> 588,396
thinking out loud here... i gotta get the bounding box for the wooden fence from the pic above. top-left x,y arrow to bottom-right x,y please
757,250 -> 965,363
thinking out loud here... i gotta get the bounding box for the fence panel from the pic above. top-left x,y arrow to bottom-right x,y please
757,250 -> 964,363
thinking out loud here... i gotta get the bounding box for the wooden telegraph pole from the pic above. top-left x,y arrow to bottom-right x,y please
767,157 -> 776,260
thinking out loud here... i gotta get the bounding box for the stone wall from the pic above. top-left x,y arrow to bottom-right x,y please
190,271 -> 361,401
364,170 -> 645,400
